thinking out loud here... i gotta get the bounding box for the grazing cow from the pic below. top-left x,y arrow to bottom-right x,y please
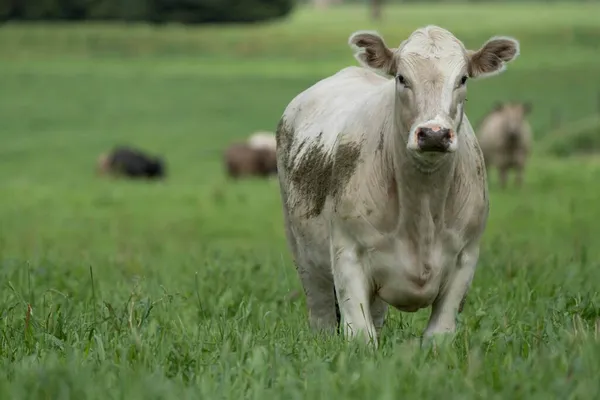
224,142 -> 277,179
276,25 -> 520,345
477,102 -> 533,189
98,146 -> 166,180
248,131 -> 277,152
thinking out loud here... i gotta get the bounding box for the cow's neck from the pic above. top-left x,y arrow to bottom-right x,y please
389,126 -> 458,239
363,83 -> 458,236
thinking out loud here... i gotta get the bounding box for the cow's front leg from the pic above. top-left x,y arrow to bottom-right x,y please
331,240 -> 377,346
424,245 -> 480,337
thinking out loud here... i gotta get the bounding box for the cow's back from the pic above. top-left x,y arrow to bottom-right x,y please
248,132 -> 276,151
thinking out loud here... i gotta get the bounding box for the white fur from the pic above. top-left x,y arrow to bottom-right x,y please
248,131 -> 277,151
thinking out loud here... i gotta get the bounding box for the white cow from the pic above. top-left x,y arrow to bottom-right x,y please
477,102 -> 533,189
248,131 -> 277,152
276,25 -> 520,346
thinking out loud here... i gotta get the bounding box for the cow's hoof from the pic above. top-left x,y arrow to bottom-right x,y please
420,331 -> 456,354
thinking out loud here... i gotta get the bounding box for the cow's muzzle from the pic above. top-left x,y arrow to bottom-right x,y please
416,126 -> 454,153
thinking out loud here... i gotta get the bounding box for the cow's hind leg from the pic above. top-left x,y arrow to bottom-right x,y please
424,245 -> 480,337
282,205 -> 338,333
298,265 -> 339,333
334,286 -> 341,334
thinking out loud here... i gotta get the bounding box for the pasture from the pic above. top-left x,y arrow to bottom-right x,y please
2,3 -> 600,398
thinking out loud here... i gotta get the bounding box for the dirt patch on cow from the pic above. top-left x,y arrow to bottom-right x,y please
290,138 -> 361,218
330,142 -> 362,198
276,117 -> 294,169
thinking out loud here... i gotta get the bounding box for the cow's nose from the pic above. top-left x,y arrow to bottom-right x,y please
416,126 -> 453,152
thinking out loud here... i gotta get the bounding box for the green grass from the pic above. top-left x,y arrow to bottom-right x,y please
2,3 -> 600,398
542,116 -> 600,157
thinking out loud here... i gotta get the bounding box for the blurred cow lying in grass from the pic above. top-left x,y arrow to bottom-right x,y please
477,102 -> 533,188
224,131 -> 277,179
97,146 -> 166,180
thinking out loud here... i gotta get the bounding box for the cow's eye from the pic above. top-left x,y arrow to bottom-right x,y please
460,75 -> 468,86
397,75 -> 407,86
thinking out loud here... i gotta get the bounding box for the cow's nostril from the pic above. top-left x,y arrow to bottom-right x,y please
417,129 -> 427,139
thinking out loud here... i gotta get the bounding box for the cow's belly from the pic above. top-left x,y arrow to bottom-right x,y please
368,237 -> 459,312
377,271 -> 442,312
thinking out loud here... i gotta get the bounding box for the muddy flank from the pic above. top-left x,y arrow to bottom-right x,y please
277,117 -> 362,218
291,140 -> 361,218
275,117 -> 294,170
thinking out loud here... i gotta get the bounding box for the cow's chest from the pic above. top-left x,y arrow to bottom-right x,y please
364,229 -> 463,312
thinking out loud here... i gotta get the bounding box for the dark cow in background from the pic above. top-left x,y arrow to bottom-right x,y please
97,146 -> 166,180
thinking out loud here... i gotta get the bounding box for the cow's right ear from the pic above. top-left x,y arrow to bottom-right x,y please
348,31 -> 397,77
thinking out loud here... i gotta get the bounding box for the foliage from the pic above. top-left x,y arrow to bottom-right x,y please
543,116 -> 600,157
0,0 -> 295,24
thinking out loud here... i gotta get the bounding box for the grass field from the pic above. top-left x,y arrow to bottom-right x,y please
2,3 -> 600,398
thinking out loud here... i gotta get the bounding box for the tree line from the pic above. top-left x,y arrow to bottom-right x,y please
0,0 -> 295,24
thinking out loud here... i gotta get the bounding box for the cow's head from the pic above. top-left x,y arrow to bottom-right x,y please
349,26 -> 520,157
147,157 -> 166,179
492,101 -> 532,142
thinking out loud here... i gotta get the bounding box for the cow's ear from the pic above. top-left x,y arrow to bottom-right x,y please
468,36 -> 519,79
349,31 -> 397,77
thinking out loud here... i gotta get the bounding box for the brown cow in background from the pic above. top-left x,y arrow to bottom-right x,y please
224,131 -> 277,179
477,102 -> 533,189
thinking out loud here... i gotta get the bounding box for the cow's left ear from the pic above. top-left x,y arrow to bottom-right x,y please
348,30 -> 397,77
468,36 -> 520,79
